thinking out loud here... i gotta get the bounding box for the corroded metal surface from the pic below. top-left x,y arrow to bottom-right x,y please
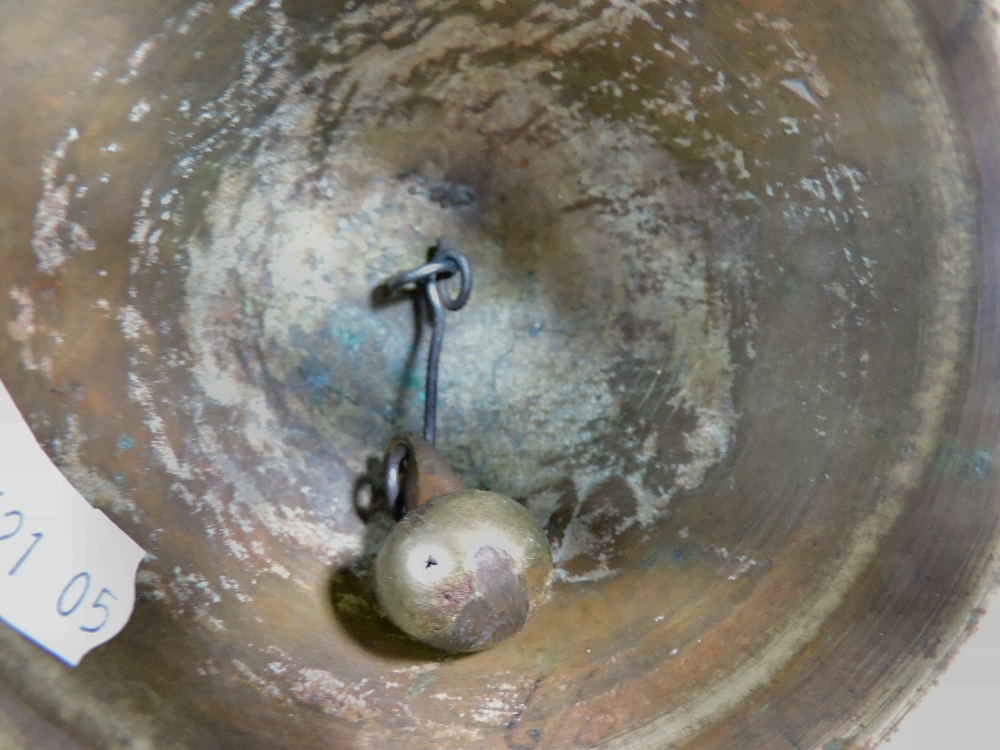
385,434 -> 465,513
375,490 -> 553,652
0,0 -> 997,748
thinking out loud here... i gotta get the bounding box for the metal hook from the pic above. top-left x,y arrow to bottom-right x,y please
381,238 -> 472,517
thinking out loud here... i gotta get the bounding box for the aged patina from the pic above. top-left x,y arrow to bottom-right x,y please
0,1 -> 999,749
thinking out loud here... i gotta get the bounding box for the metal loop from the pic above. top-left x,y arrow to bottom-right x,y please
384,440 -> 410,520
432,243 -> 472,311
384,259 -> 458,295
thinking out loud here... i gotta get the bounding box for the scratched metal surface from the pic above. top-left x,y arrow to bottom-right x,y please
0,1 -> 997,748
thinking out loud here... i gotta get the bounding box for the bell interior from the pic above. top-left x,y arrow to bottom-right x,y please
1,1 -> 999,748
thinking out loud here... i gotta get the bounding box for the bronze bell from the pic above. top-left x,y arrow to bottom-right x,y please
2,1 -> 1000,749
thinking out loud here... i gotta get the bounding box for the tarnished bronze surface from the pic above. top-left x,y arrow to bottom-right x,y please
1,0 -> 1000,748
376,490 -> 553,652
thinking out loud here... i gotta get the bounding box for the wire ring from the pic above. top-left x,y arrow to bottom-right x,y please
383,240 -> 472,313
384,259 -> 457,295
433,246 -> 472,311
384,440 -> 410,520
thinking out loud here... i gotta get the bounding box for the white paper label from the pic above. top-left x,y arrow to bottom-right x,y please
0,379 -> 145,666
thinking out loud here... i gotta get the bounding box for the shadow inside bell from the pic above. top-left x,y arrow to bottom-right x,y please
324,455 -> 451,661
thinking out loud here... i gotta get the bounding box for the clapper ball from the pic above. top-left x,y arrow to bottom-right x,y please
375,490 -> 552,652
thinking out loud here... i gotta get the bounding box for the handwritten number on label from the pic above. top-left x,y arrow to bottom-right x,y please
0,509 -> 24,542
1,383 -> 147,666
2,491 -> 122,636
57,572 -> 91,617
0,485 -> 44,574
9,532 -> 43,576
81,588 -> 117,633
56,573 -> 117,633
